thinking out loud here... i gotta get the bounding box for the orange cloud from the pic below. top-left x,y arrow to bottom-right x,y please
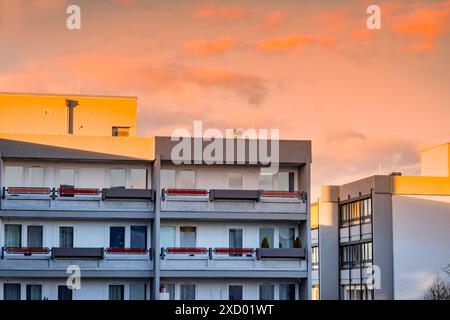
261,10 -> 284,28
183,37 -> 236,55
390,0 -> 450,53
195,4 -> 247,20
256,34 -> 312,52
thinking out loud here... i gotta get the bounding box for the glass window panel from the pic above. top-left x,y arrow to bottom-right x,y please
279,284 -> 296,300
129,284 -> 146,300
259,228 -> 274,248
161,170 -> 176,190
229,229 -> 243,257
180,226 -> 196,247
58,286 -> 72,300
26,285 -> 42,300
59,227 -> 74,248
180,170 -> 196,189
110,169 -> 126,188
27,226 -> 43,248
112,127 -> 130,137
180,284 -> 195,300
279,228 -> 295,248
130,226 -> 147,249
259,284 -> 274,300
161,226 -> 176,248
109,285 -> 124,300
228,172 -> 243,189
279,172 -> 295,192
4,284 -> 21,300
5,224 -> 22,247
130,169 -> 147,189
229,285 -> 243,300
110,227 -> 125,248
259,172 -> 274,190
161,283 -> 175,300
5,166 -> 23,187
29,167 -> 45,187
58,169 -> 75,188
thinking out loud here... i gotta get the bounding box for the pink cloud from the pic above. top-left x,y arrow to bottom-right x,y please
183,37 -> 236,55
256,34 -> 312,52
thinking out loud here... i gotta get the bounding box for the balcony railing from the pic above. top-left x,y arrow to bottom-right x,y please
161,247 -> 304,260
1,186 -> 154,212
161,189 -> 307,215
1,247 -> 152,259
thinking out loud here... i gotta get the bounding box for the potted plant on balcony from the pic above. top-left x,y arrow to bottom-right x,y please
294,237 -> 302,249
261,236 -> 270,248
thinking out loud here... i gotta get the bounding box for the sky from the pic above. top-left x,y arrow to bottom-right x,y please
0,0 -> 449,198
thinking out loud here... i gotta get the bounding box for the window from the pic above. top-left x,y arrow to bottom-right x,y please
161,169 -> 176,189
109,285 -> 124,300
279,172 -> 295,192
130,226 -> 147,249
259,172 -> 273,190
130,169 -> 147,189
180,226 -> 196,247
339,198 -> 372,227
259,228 -> 274,248
312,246 -> 319,270
229,285 -> 243,300
59,227 -> 74,248
228,172 -> 243,189
312,285 -> 320,300
29,167 -> 45,187
180,284 -> 195,300
130,284 -> 146,300
5,224 -> 21,247
161,283 -> 175,300
4,284 -> 21,300
26,285 -> 42,300
229,229 -> 243,257
110,227 -> 125,248
112,127 -> 130,137
110,169 -> 126,188
58,286 -> 72,300
259,284 -> 274,300
161,226 -> 176,248
58,168 -> 75,188
279,284 -> 296,300
5,166 -> 23,187
340,242 -> 372,269
180,170 -> 196,189
279,228 -> 295,248
27,226 -> 43,248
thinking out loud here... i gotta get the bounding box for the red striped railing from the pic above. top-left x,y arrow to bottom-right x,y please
213,248 -> 255,255
105,248 -> 148,254
165,189 -> 208,196
58,188 -> 100,196
260,191 -> 300,198
5,247 -> 50,254
165,247 -> 208,254
7,187 -> 51,195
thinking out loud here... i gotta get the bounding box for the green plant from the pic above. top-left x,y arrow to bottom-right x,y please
294,237 -> 302,248
261,236 -> 270,248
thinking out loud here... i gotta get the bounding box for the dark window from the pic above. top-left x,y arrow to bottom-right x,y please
229,229 -> 243,257
340,242 -> 373,269
4,284 -> 21,300
229,285 -> 243,300
26,285 -> 42,300
161,283 -> 175,300
259,284 -> 274,300
27,226 -> 43,248
110,227 -> 125,248
279,284 -> 296,300
180,284 -> 195,300
4,224 -> 21,247
131,226 -> 147,249
109,285 -> 124,300
279,172 -> 295,192
112,127 -> 130,137
59,227 -> 74,248
259,228 -> 274,248
130,284 -> 146,300
58,286 -> 72,300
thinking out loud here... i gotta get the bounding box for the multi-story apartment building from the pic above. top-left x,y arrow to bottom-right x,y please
311,143 -> 450,300
0,92 -> 312,300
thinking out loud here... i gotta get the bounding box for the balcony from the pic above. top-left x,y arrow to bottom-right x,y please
0,247 -> 153,278
0,187 -> 154,218
161,189 -> 307,220
160,247 -> 307,278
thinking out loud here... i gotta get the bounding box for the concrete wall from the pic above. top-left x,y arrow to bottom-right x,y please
392,195 -> 450,299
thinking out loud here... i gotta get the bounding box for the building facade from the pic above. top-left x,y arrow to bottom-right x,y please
0,93 -> 312,300
311,143 -> 450,300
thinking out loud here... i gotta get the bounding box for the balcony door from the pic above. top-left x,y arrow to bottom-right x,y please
180,226 -> 196,248
229,229 -> 243,256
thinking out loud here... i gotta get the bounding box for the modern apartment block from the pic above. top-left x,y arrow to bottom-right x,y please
0,93 -> 312,300
311,143 -> 450,300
